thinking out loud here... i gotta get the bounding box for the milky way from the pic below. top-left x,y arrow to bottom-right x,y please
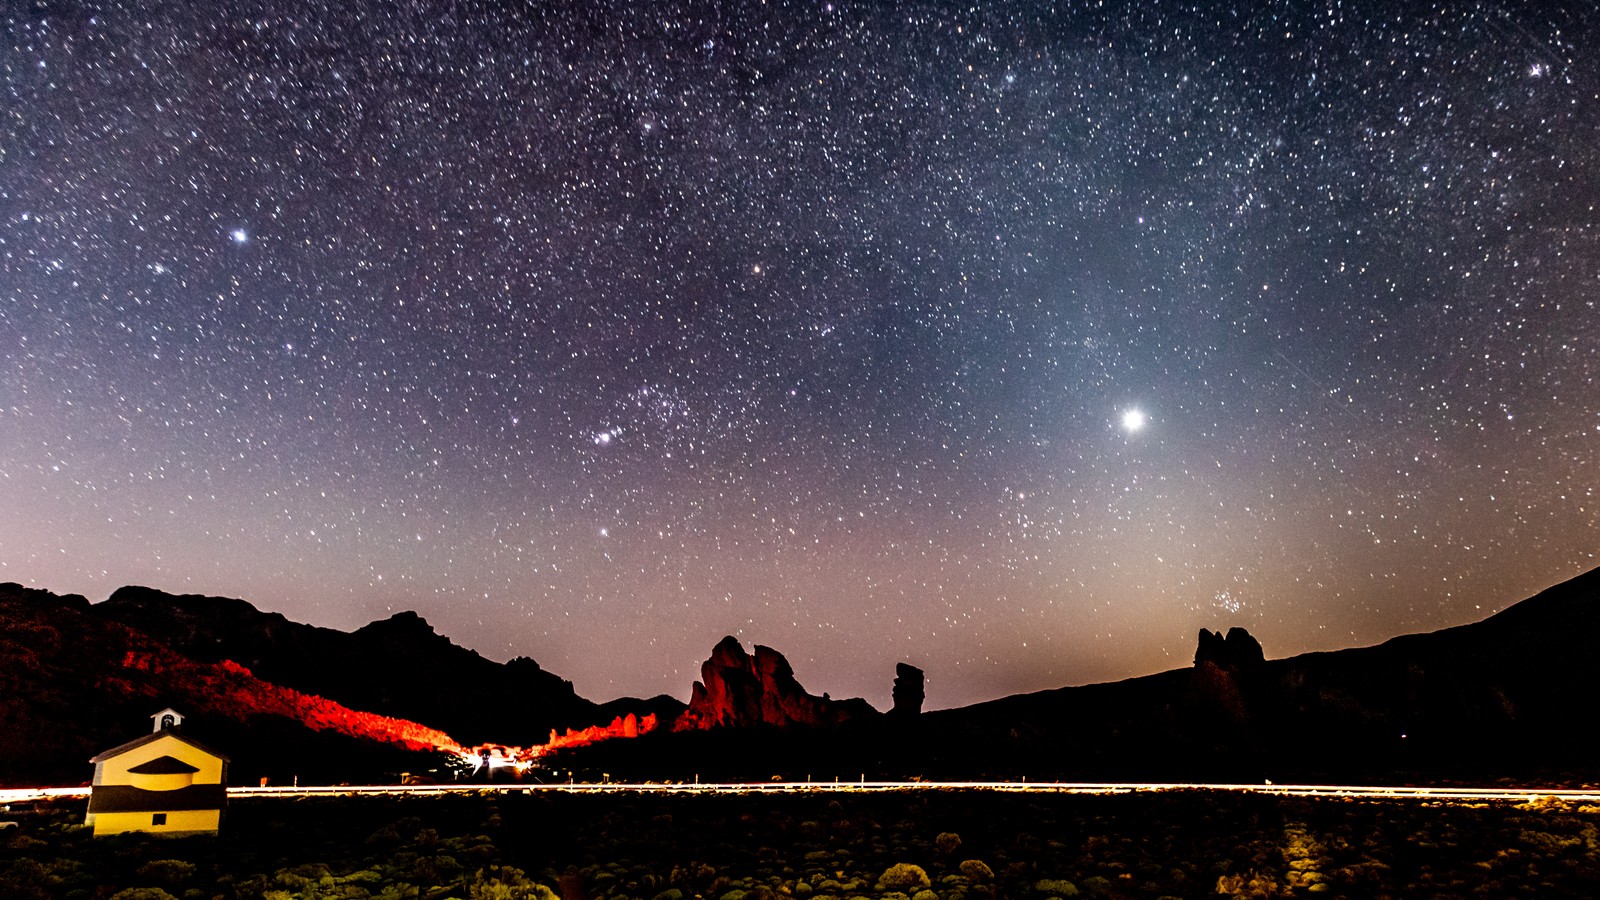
3,1 -> 1596,709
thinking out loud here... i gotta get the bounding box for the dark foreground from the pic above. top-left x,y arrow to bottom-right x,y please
3,789 -> 1599,899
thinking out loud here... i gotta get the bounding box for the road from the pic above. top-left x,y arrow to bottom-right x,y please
6,781 -> 1600,804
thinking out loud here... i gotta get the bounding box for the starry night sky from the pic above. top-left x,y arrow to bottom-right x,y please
3,0 -> 1597,711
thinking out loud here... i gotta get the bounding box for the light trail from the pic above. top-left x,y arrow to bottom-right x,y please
6,781 -> 1600,804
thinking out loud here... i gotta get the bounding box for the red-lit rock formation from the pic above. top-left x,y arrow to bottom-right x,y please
674,636 -> 876,730
542,712 -> 658,752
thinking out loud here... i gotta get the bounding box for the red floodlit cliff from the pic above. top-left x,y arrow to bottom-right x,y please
114,647 -> 463,754
202,659 -> 464,754
97,585 -> 602,747
97,641 -> 466,756
2,583 -> 472,784
675,636 -> 877,730
543,712 -> 658,752
2,582 -> 681,784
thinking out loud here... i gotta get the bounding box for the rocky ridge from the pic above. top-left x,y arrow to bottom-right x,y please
0,582 -> 463,786
96,586 -> 610,746
674,635 -> 877,730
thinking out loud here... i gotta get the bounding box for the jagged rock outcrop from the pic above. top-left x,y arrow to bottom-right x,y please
1194,627 -> 1265,671
891,663 -> 925,717
674,636 -> 876,731
1190,627 -> 1266,725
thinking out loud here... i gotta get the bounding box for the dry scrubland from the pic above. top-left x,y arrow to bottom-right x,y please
3,789 -> 1599,899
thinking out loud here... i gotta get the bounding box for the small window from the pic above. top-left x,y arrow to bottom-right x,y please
152,813 -> 167,826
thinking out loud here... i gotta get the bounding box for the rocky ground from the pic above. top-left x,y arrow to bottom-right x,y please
3,789 -> 1599,898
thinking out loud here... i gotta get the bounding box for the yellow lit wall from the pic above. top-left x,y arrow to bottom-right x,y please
90,808 -> 222,837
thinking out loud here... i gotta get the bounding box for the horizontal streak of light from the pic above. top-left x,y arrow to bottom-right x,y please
7,782 -> 1600,804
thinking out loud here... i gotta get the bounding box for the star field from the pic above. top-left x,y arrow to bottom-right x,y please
3,1 -> 1597,710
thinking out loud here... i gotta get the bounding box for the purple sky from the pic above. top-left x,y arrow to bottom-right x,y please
3,0 -> 1596,710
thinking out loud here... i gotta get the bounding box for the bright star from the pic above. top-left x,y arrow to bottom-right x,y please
1121,408 -> 1147,432
230,228 -> 249,243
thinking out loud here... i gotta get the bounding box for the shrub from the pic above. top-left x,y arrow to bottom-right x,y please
367,823 -> 405,848
957,861 -> 993,883
877,865 -> 931,893
935,833 -> 962,855
1215,871 -> 1279,898
1,858 -> 57,900
466,866 -> 560,900
7,834 -> 48,852
274,862 -> 331,888
108,890 -> 180,900
136,860 -> 196,887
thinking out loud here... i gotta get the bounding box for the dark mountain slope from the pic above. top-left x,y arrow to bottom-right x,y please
0,583 -> 462,787
95,586 -> 604,746
900,566 -> 1600,781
